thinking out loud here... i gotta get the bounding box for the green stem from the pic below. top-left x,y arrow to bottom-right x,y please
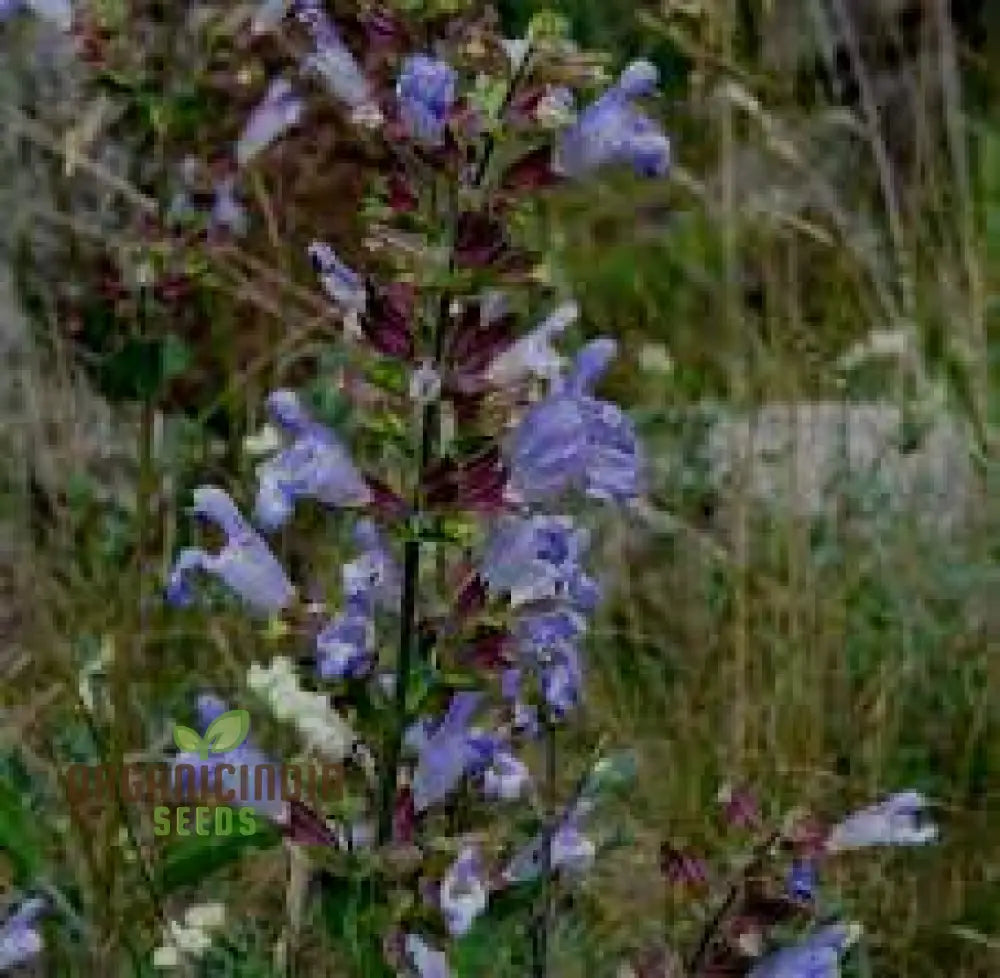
532,715 -> 558,978
377,536 -> 420,845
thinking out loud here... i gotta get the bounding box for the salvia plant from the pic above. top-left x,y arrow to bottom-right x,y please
2,1 -> 939,975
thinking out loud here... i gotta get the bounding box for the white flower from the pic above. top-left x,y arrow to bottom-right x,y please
248,658 -> 356,760
501,37 -> 531,71
638,343 -> 674,375
184,902 -> 225,932
152,945 -> 180,969
169,921 -> 211,955
350,103 -> 385,128
826,791 -> 937,852
243,423 -> 282,457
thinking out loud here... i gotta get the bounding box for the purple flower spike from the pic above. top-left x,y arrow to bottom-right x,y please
507,338 -> 643,505
166,486 -> 295,615
748,923 -> 859,978
409,692 -> 491,812
440,846 -> 487,936
308,241 -> 367,313
316,520 -> 400,679
826,791 -> 937,852
0,897 -> 45,972
254,390 -> 372,528
295,0 -> 373,111
316,595 -> 374,679
404,933 -> 451,978
236,78 -> 303,167
555,60 -> 671,179
397,54 -> 457,144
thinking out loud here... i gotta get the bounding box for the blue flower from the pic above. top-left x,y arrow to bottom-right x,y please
404,933 -> 451,978
787,859 -> 817,901
0,896 -> 45,971
507,339 -> 643,505
308,241 -> 367,313
483,748 -> 530,802
514,609 -> 586,715
556,60 -> 671,179
236,78 -> 303,167
166,486 -> 295,615
485,301 -> 578,387
315,596 -> 374,680
254,390 -> 372,529
407,692 -> 497,812
344,519 -> 401,607
1,0 -> 71,30
397,54 -> 457,144
481,514 -> 598,610
826,791 -> 938,851
295,0 -> 372,111
316,521 -> 400,679
503,813 -> 596,883
210,175 -> 248,237
748,923 -> 860,978
440,846 -> 487,936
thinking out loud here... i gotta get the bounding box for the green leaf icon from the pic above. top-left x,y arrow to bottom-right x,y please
173,724 -> 204,755
203,709 -> 251,756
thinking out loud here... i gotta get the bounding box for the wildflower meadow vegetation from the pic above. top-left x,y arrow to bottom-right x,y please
0,1 -> 996,976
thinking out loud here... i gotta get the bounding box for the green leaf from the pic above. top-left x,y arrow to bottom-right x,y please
527,9 -> 570,41
172,725 -> 204,754
318,872 -> 394,977
0,778 -> 42,884
363,359 -> 408,396
580,750 -> 638,800
204,709 -> 251,754
160,333 -> 193,382
157,821 -> 280,893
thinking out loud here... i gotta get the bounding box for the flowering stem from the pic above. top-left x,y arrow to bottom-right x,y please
378,536 -> 420,845
532,713 -> 558,978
